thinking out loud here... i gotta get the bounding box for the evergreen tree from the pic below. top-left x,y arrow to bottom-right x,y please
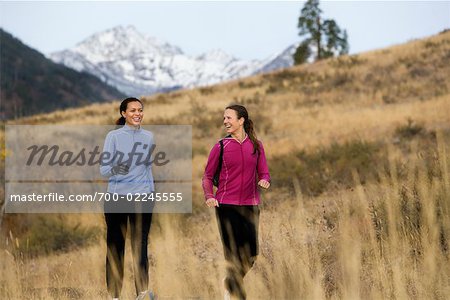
293,41 -> 311,65
294,0 -> 349,64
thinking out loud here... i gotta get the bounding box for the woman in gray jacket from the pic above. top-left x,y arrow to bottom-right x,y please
100,97 -> 155,300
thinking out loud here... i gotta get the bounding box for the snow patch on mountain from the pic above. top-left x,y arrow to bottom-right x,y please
50,25 -> 294,96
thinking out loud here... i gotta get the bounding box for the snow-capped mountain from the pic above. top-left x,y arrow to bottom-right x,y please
50,25 -> 294,96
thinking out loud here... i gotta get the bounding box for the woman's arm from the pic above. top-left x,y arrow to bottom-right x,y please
147,132 -> 156,192
99,132 -> 116,177
257,142 -> 271,188
202,143 -> 220,201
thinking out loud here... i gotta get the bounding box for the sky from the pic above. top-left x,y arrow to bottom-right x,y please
0,1 -> 449,61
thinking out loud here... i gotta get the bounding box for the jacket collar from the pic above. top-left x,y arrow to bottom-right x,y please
122,124 -> 141,132
224,133 -> 248,144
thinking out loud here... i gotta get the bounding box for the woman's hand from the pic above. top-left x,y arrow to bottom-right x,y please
258,179 -> 270,189
111,163 -> 130,175
206,198 -> 219,207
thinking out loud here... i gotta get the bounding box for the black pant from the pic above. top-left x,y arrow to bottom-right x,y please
104,212 -> 153,298
216,204 -> 260,300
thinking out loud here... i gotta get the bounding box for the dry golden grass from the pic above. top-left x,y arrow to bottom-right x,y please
2,139 -> 449,299
1,31 -> 450,299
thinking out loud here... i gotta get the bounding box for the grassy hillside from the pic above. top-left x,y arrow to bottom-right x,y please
11,29 -> 449,153
1,30 -> 449,299
0,29 -> 124,120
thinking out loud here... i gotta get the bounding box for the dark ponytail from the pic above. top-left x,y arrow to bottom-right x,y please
115,97 -> 143,125
244,118 -> 260,154
226,104 -> 260,154
116,116 -> 126,126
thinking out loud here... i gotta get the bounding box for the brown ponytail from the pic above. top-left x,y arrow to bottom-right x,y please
226,104 -> 260,154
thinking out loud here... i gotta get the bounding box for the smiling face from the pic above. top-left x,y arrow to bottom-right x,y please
122,101 -> 143,127
223,108 -> 244,135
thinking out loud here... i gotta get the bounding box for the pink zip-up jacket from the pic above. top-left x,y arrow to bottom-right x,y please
202,135 -> 270,205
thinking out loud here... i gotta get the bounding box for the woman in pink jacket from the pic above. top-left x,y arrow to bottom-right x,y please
202,104 -> 271,300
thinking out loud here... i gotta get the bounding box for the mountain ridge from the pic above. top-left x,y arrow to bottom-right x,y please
0,28 -> 125,120
50,25 -> 294,95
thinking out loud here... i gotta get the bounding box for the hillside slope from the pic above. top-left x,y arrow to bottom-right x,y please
0,29 -> 124,120
14,30 -> 450,152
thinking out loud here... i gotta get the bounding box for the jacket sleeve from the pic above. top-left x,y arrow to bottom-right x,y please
147,132 -> 155,170
148,132 -> 155,191
99,132 -> 116,177
202,143 -> 220,200
257,141 -> 271,182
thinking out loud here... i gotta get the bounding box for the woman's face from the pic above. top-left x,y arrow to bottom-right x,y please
223,108 -> 244,135
122,101 -> 143,127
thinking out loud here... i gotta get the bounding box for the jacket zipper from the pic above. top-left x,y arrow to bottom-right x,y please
239,141 -> 244,205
